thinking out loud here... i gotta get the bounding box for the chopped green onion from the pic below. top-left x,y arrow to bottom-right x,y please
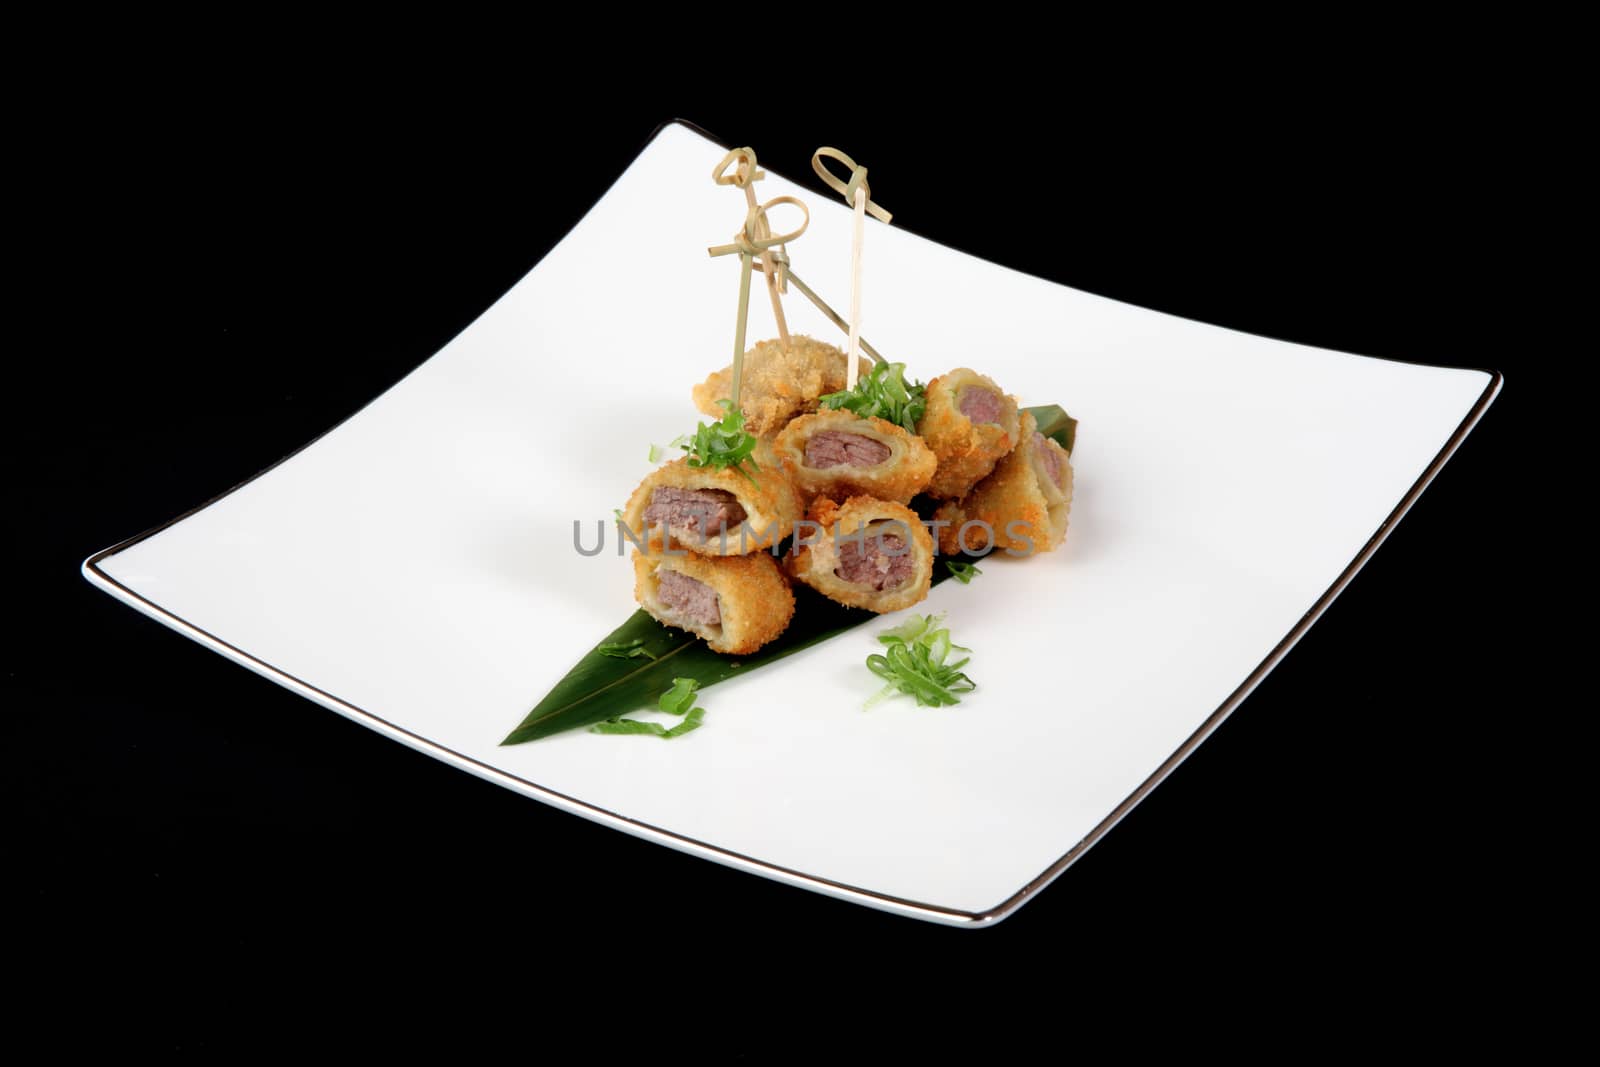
597,638 -> 656,661
819,362 -> 927,434
877,613 -> 936,645
647,443 -> 664,463
662,706 -> 705,737
591,718 -> 670,736
590,707 -> 706,738
864,612 -> 976,709
944,561 -> 983,584
670,399 -> 760,485
591,678 -> 706,739
658,677 -> 701,715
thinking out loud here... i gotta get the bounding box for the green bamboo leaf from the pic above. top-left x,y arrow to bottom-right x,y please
501,581 -> 942,745
1026,404 -> 1078,455
501,404 -> 1075,745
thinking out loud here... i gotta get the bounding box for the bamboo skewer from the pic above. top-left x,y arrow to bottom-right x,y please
731,246 -> 754,405
777,264 -> 887,367
811,147 -> 892,391
847,186 -> 865,388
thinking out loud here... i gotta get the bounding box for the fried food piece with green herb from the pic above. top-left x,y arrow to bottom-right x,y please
622,438 -> 802,557
816,361 -> 927,434
692,335 -> 872,435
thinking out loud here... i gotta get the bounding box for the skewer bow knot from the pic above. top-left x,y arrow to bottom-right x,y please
811,147 -> 892,224
711,146 -> 765,189
706,196 -> 810,260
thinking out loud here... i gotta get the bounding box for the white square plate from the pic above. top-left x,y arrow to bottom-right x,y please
84,121 -> 1498,925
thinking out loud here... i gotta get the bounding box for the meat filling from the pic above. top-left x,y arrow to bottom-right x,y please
1034,431 -> 1065,488
657,569 -> 722,626
643,487 -> 747,537
804,431 -> 891,469
834,534 -> 914,590
958,386 -> 1003,425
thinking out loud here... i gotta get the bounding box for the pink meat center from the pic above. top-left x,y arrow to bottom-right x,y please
834,534 -> 913,590
643,487 -> 747,536
1034,431 -> 1064,488
958,387 -> 1003,424
804,431 -> 891,469
657,570 -> 721,626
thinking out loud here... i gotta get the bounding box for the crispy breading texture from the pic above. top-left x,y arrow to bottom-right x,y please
772,410 -> 937,507
621,438 -> 802,556
933,411 -> 1074,557
692,335 -> 872,435
917,368 -> 1022,499
632,550 -> 795,655
787,495 -> 933,614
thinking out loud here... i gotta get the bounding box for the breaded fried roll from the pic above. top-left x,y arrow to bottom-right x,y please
621,438 -> 802,556
933,411 -> 1074,557
633,550 -> 795,655
692,335 -> 873,435
773,410 -> 936,506
916,368 -> 1021,499
787,496 -> 934,614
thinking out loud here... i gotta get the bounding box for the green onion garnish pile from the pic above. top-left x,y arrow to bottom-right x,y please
819,361 -> 927,434
865,613 -> 976,708
652,399 -> 760,485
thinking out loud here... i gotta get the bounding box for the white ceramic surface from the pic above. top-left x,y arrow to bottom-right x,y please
84,121 -> 1498,925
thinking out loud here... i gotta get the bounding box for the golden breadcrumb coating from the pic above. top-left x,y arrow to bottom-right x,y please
772,410 -> 937,507
786,495 -> 933,614
933,411 -> 1074,557
621,437 -> 802,557
692,335 -> 872,435
917,368 -> 1022,499
632,550 -> 795,655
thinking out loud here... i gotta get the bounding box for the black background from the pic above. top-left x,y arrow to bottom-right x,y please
16,77 -> 1530,1035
